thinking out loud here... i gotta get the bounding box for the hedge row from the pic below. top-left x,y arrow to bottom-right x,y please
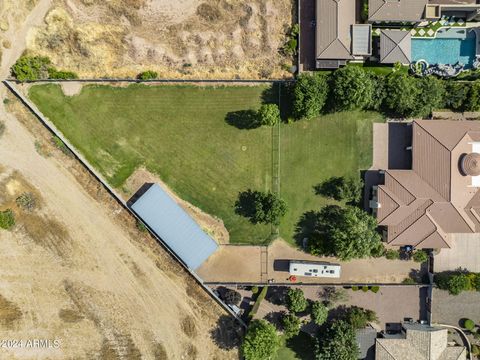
293,66 -> 480,120
435,271 -> 480,295
11,56 -> 78,81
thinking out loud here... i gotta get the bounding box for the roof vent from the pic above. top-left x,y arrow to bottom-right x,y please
461,152 -> 480,176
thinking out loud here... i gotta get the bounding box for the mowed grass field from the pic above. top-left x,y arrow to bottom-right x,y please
280,110 -> 384,245
29,83 -> 384,245
29,84 -> 273,244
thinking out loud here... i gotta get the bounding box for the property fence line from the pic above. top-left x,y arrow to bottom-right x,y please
7,78 -> 295,84
204,282 -> 431,287
3,80 -> 246,328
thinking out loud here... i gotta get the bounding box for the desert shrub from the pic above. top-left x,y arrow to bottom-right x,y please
0,209 -> 15,230
385,249 -> 400,260
412,250 -> 429,263
224,289 -> 242,306
361,286 -> 369,292
136,220 -> 147,232
332,66 -> 374,111
257,104 -> 280,126
11,56 -> 51,81
15,192 -> 36,211
293,73 -> 329,120
251,286 -> 259,295
137,70 -> 158,80
282,313 -> 301,339
351,286 -> 359,291
370,286 -> 380,293
51,136 -> 73,156
311,301 -> 328,326
464,319 -> 475,331
283,24 -> 299,56
286,288 -> 308,313
0,121 -> 5,138
47,68 -> 78,79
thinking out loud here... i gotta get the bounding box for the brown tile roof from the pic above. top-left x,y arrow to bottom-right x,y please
376,120 -> 480,248
369,0 -> 428,22
316,0 -> 355,60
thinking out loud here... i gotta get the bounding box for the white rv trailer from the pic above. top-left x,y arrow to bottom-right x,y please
289,260 -> 341,278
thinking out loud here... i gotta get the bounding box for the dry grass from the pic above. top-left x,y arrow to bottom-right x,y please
26,0 -> 294,79
0,294 -> 22,329
58,308 -> 84,323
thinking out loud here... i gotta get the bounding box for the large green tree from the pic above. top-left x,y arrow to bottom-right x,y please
384,73 -> 419,117
341,306 -> 378,329
282,313 -> 301,339
331,66 -> 374,111
444,81 -> 470,111
311,301 -> 328,326
307,205 -> 382,261
293,73 -> 329,120
415,76 -> 445,117
315,320 -> 359,360
316,176 -> 364,204
235,190 -> 287,225
286,288 -> 308,313
242,320 -> 280,360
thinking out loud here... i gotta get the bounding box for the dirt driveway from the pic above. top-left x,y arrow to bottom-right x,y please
198,240 -> 423,284
0,95 -> 239,359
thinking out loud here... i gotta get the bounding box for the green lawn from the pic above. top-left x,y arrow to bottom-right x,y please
29,83 -> 273,244
279,110 -> 384,245
275,333 -> 316,360
28,83 -> 383,245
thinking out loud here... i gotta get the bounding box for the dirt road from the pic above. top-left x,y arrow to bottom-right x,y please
0,94 -> 239,359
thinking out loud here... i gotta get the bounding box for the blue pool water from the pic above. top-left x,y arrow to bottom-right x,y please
411,30 -> 477,68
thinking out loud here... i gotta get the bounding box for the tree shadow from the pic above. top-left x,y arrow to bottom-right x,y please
293,210 -> 320,249
264,311 -> 285,330
313,177 -> 343,199
234,189 -> 258,221
261,82 -> 295,122
209,315 -> 243,351
284,332 -> 316,360
265,286 -> 288,306
225,110 -> 259,129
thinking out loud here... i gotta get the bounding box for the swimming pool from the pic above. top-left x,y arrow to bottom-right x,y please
411,29 -> 477,68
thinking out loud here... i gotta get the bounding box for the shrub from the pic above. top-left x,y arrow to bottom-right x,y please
332,66 -> 374,111
402,277 -> 416,285
0,209 -> 15,230
472,274 -> 480,291
361,0 -> 369,22
257,104 -> 280,126
472,344 -> 480,356
316,176 -> 363,204
311,301 -> 328,325
282,313 -> 301,339
286,288 -> 308,313
445,81 -> 470,111
436,273 -> 470,295
351,286 -> 359,291
249,286 -> 267,319
136,220 -> 147,232
370,286 -> 380,293
51,136 -> 73,156
361,286 -> 369,292
251,286 -> 259,295
464,80 -> 480,111
47,68 -> 78,79
11,56 -> 51,81
137,70 -> 158,80
368,73 -> 386,110
242,319 -> 280,360
15,192 -> 36,211
412,250 -> 429,263
464,319 -> 475,331
293,73 -> 329,120
342,306 -> 378,329
224,289 -> 242,306
385,249 -> 400,260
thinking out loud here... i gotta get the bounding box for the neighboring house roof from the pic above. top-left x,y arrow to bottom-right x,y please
375,325 -> 466,360
380,30 -> 411,64
369,0 -> 428,22
130,184 -> 218,270
316,0 -> 355,60
357,327 -> 377,360
376,120 -> 480,248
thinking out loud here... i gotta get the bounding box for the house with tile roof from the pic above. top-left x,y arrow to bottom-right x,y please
370,120 -> 480,249
376,323 -> 466,360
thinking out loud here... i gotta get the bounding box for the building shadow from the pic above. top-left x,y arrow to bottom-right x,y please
362,170 -> 383,212
419,286 -> 428,322
273,259 -> 290,272
388,123 -> 412,170
126,182 -> 154,208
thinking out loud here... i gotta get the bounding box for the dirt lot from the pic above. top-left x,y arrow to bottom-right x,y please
0,95 -> 241,359
24,0 -> 294,79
